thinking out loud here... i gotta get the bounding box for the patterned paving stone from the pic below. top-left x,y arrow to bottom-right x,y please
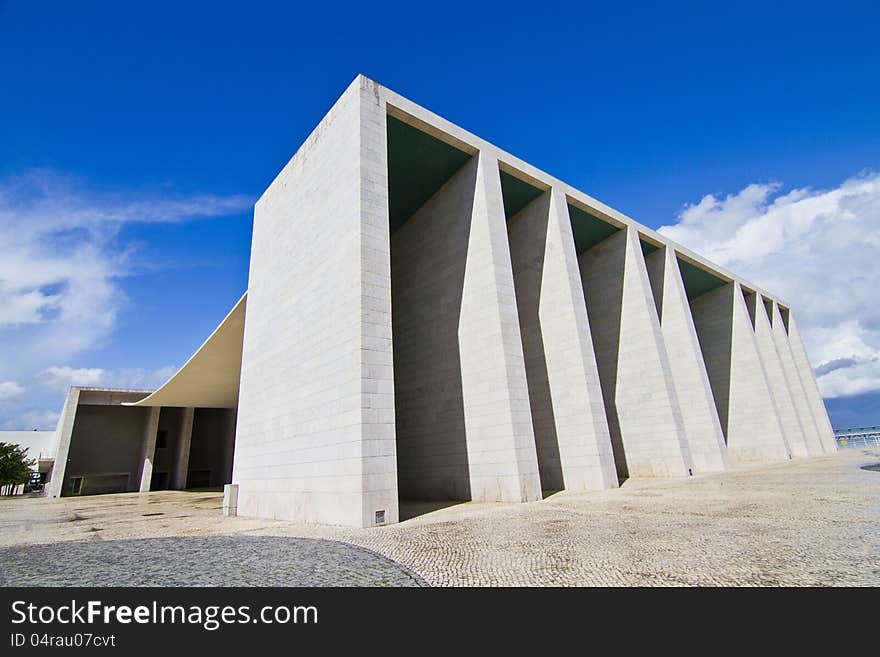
0,536 -> 426,587
0,449 -> 877,586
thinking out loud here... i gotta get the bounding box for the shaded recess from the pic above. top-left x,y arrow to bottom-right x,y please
500,171 -> 543,219
680,259 -> 733,441
779,306 -> 790,334
640,239 -> 660,256
568,203 -> 621,254
387,115 -> 472,233
640,238 -> 665,320
149,406 -> 183,491
762,296 -> 775,325
742,288 -> 758,329
151,407 -> 235,491
569,206 -> 628,479
387,114 -> 476,506
501,175 -> 562,491
677,257 -> 727,301
65,405 -> 151,495
187,408 -> 236,488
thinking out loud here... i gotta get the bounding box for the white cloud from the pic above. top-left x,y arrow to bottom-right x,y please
0,381 -> 25,402
2,409 -> 60,431
40,365 -> 177,393
0,168 -> 249,428
40,366 -> 105,391
0,169 -> 250,360
102,366 -> 177,390
659,171 -> 880,399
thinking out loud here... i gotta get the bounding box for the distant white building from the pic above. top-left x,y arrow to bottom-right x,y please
0,430 -> 57,491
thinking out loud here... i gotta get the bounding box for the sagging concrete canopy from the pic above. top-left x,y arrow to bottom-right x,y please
128,293 -> 247,409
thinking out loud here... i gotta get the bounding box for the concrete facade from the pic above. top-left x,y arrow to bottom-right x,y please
456,152 -> 541,503
506,189 -> 617,492
391,153 -> 542,503
645,248 -> 729,473
770,303 -> 825,456
36,75 -> 836,526
578,228 -> 692,479
172,407 -> 194,489
786,311 -> 838,453
749,293 -> 811,458
695,283 -> 792,463
45,388 -> 235,498
232,78 -> 399,528
391,157 -> 475,501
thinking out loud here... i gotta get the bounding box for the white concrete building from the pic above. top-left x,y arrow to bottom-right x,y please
38,76 -> 835,526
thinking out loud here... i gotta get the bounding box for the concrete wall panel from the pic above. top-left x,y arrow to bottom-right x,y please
47,387 -> 80,498
690,283 -> 734,438
391,157 -> 475,500
456,153 -> 542,502
189,408 -> 235,487
786,311 -> 837,453
690,283 -> 791,463
137,407 -> 160,492
150,406 -> 183,489
172,407 -> 194,489
233,76 -> 398,527
579,228 -> 692,478
63,405 -> 152,495
751,297 -> 811,457
647,249 -> 729,473
771,304 -> 825,455
728,284 -> 791,462
506,187 -> 617,492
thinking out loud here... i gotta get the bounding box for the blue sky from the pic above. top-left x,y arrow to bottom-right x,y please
1,1 -> 878,430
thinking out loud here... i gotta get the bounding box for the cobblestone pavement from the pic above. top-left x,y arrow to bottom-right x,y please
0,536 -> 426,587
1,449 -> 878,586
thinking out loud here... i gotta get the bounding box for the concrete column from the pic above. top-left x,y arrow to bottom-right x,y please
138,407 -> 161,493
771,303 -> 825,455
695,282 -> 790,463
358,81 -> 399,525
750,296 -> 811,457
458,152 -> 542,502
728,284 -> 790,462
391,157 -> 477,501
172,407 -> 194,489
233,76 -> 399,527
223,484 -> 239,517
506,187 -> 617,492
221,409 -> 237,484
47,387 -> 80,498
541,188 -> 617,490
785,310 -> 837,453
645,248 -> 729,473
579,227 -> 692,478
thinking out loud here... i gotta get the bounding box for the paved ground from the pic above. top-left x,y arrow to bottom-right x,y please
1,449 -> 878,586
0,536 -> 425,587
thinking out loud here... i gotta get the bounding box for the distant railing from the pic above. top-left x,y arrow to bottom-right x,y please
834,426 -> 880,449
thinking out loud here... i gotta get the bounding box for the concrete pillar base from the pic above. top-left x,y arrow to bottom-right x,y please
223,484 -> 238,517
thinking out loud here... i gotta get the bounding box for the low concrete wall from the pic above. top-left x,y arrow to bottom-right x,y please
63,405 -> 151,495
